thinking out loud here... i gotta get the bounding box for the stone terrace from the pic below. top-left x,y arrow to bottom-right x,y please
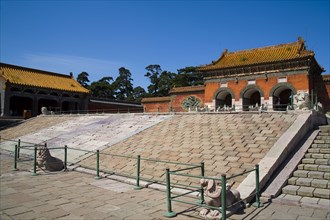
79,113 -> 297,187
0,114 -> 172,164
0,116 -> 74,140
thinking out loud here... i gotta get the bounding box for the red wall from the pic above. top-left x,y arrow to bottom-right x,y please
171,92 -> 204,112
143,102 -> 171,112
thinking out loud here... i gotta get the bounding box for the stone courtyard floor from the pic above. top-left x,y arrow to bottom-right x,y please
1,150 -> 329,220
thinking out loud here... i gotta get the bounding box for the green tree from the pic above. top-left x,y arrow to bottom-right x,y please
89,76 -> 115,99
132,86 -> 147,102
144,65 -> 177,97
113,67 -> 134,101
158,70 -> 176,96
145,64 -> 162,96
77,71 -> 90,88
173,66 -> 203,87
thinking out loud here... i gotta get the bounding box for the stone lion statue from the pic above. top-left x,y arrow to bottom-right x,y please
199,178 -> 241,219
293,92 -> 310,110
36,145 -> 64,172
41,107 -> 55,115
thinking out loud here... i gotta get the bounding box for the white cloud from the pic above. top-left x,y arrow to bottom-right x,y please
24,53 -> 125,81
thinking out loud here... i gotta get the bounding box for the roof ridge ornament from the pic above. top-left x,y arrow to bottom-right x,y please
212,48 -> 228,64
297,36 -> 305,55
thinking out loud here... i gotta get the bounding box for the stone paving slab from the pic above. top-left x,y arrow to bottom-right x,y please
79,113 -> 297,189
1,151 -> 329,220
0,114 -> 172,163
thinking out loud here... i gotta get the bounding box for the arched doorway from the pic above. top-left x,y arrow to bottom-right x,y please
213,88 -> 235,111
62,101 -> 78,113
270,84 -> 295,111
215,91 -> 233,109
241,86 -> 262,111
9,96 -> 33,116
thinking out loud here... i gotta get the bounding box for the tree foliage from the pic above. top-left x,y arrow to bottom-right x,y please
132,86 -> 147,102
89,76 -> 115,99
77,71 -> 90,88
144,64 -> 177,97
144,64 -> 162,96
75,64 -> 202,102
173,66 -> 203,87
113,67 -> 134,101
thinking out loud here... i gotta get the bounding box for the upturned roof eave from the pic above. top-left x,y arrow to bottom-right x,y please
4,78 -> 90,94
196,55 -> 316,73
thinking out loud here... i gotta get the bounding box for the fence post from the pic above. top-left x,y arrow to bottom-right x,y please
221,174 -> 227,220
134,155 -> 142,190
13,145 -> 18,171
164,168 -> 176,218
64,145 -> 67,171
95,150 -> 101,179
197,162 -> 205,204
253,164 -> 263,207
315,94 -> 318,110
17,139 -> 21,159
32,146 -> 37,176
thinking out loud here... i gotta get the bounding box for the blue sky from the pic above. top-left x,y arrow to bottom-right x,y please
1,0 -> 329,89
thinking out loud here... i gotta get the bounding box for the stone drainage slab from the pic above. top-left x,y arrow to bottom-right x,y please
90,179 -> 133,193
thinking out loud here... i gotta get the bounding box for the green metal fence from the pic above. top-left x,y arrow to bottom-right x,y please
164,165 -> 263,220
2,137 -> 263,219
2,137 -> 202,191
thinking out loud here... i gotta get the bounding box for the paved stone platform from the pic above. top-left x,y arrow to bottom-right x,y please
1,151 -> 329,220
0,116 -> 74,140
79,113 -> 297,187
1,113 -> 297,189
0,114 -> 172,163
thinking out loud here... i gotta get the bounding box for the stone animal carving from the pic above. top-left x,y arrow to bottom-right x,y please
293,92 -> 310,110
41,107 -> 54,115
36,145 -> 64,171
199,178 -> 241,219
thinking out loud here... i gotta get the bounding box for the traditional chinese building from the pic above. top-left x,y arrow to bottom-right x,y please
0,63 -> 90,117
142,37 -> 330,112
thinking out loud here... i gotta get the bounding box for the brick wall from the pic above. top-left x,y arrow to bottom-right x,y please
171,92 -> 204,112
287,73 -> 309,91
205,73 -> 310,103
315,75 -> 330,112
204,82 -> 220,102
143,101 -> 171,112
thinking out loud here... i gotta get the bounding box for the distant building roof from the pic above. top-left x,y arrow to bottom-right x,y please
322,74 -> 330,82
169,85 -> 205,94
0,63 -> 89,93
89,98 -> 142,107
198,37 -> 317,72
141,96 -> 172,103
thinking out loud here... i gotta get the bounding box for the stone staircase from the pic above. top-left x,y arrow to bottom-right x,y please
282,125 -> 330,199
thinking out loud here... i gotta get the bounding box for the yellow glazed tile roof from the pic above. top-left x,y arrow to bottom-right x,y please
0,63 -> 89,93
322,74 -> 330,82
169,85 -> 205,94
199,37 -> 314,71
141,96 -> 172,103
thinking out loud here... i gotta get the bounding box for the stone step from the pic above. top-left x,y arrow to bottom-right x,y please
301,158 -> 330,165
304,153 -> 330,159
319,125 -> 330,133
311,143 -> 330,148
287,177 -> 330,188
282,185 -> 330,199
307,148 -> 330,154
293,170 -> 330,180
316,135 -> 330,140
313,139 -> 330,144
318,131 -> 330,136
297,164 -> 330,172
